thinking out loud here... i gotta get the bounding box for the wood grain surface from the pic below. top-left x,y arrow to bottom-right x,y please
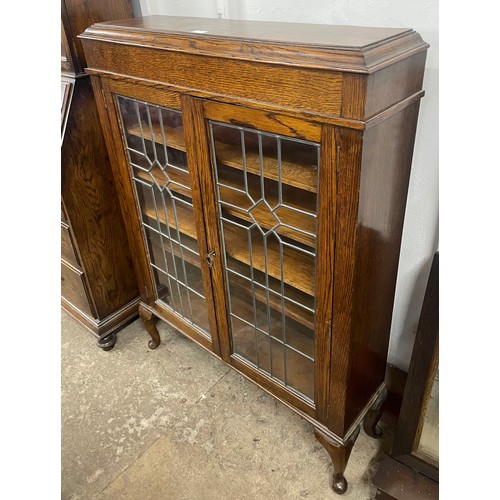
80,16 -> 428,463
81,16 -> 428,73
62,76 -> 138,321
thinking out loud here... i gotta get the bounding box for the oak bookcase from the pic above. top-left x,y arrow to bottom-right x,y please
80,16 -> 428,492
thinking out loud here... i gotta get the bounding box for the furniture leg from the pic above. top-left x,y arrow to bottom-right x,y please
138,304 -> 161,349
363,386 -> 388,438
314,426 -> 360,495
97,332 -> 117,351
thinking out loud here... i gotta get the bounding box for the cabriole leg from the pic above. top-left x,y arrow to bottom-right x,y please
363,386 -> 388,438
138,303 -> 161,349
314,426 -> 360,495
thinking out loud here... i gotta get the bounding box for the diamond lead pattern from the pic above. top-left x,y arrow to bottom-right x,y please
210,120 -> 320,403
248,199 -> 280,235
116,95 -> 211,339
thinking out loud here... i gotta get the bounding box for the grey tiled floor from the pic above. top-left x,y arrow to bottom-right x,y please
61,312 -> 391,499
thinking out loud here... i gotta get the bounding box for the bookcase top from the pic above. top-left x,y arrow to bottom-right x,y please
81,15 -> 429,73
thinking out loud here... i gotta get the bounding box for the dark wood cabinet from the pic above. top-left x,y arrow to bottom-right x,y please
61,0 -> 139,350
81,16 -> 428,491
373,253 -> 439,499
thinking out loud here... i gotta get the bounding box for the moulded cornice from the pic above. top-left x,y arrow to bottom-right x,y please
80,16 -> 429,74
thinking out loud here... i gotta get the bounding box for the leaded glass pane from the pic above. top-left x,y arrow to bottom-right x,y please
210,121 -> 320,404
116,95 -> 210,339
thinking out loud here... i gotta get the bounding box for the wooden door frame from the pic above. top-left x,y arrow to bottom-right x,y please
95,77 -> 222,355
190,97 -> 336,420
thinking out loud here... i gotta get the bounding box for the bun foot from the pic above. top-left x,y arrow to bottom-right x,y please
97,333 -> 116,351
368,423 -> 383,439
332,474 -> 348,494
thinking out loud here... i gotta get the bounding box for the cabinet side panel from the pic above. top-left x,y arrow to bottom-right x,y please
345,102 -> 421,427
82,40 -> 342,117
328,127 -> 364,435
61,77 -> 138,319
364,52 -> 426,120
314,125 -> 337,422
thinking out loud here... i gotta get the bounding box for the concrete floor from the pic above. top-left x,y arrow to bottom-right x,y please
61,312 -> 393,500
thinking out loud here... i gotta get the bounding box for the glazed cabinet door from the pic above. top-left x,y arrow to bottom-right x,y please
101,81 -> 221,354
194,100 -> 336,417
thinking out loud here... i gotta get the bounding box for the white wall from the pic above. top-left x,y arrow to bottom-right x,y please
136,0 -> 439,371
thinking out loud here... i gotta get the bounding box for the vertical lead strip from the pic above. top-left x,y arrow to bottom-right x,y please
147,103 -> 180,315
240,130 -> 251,201
145,104 -> 158,164
170,195 -> 195,324
277,136 -> 287,384
243,130 -> 260,368
259,132 -> 273,377
247,227 -> 260,368
148,184 -> 173,291
263,235 -> 274,377
157,106 -> 193,322
258,133 -> 265,199
158,107 -> 170,168
279,237 -> 287,387
154,187 -> 185,316
277,137 -> 283,206
157,187 -> 185,318
134,100 -> 148,159
147,184 -> 176,309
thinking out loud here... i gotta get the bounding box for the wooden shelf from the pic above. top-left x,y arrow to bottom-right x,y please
230,288 -> 315,400
147,224 -> 201,270
134,164 -> 192,199
143,201 -> 315,296
223,222 -> 315,296
143,202 -> 198,240
155,270 -> 211,334
136,162 -> 317,249
227,262 -> 315,332
127,121 -> 319,192
145,201 -> 316,335
214,131 -> 319,193
218,164 -> 316,248
128,122 -> 187,152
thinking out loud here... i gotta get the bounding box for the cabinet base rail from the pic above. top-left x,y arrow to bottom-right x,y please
62,297 -> 140,350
